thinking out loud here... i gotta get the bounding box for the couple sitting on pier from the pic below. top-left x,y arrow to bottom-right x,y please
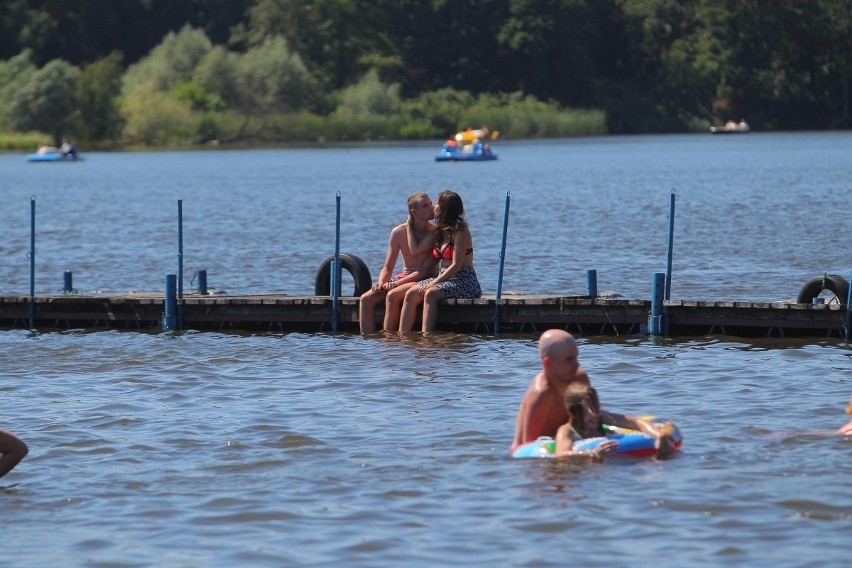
358,190 -> 481,334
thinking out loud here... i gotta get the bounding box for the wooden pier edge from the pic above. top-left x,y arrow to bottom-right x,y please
0,293 -> 848,338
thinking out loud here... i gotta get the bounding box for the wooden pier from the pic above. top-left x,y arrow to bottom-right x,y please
0,292 -> 849,338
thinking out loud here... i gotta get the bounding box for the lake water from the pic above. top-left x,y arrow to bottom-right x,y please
1,133 -> 851,567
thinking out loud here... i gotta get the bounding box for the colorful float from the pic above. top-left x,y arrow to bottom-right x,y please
512,418 -> 682,459
435,126 -> 499,162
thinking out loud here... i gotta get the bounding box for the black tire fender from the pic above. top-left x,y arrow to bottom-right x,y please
314,253 -> 372,296
796,274 -> 850,305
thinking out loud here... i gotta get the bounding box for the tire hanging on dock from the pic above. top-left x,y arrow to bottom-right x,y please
314,253 -> 372,296
796,274 -> 850,305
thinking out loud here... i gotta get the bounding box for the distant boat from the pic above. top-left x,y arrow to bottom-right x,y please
435,141 -> 497,162
710,120 -> 750,134
435,126 -> 499,161
27,147 -> 83,162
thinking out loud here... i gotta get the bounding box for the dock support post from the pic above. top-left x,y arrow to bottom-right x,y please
846,271 -> 852,341
163,274 -> 177,330
197,270 -> 208,295
28,196 -> 36,328
649,272 -> 665,335
493,191 -> 511,335
586,269 -> 597,298
63,270 -> 73,293
331,192 -> 341,332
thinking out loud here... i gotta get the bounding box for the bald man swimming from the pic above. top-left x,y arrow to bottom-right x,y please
510,330 -> 590,454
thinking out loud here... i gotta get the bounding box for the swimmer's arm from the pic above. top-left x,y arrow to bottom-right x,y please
0,429 -> 28,479
554,424 -> 616,462
602,411 -> 674,458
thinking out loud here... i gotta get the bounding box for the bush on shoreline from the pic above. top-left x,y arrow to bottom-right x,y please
1,89 -> 607,151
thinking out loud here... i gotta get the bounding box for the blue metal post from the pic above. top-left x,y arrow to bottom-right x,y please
493,191 -> 511,335
197,269 -> 208,295
665,190 -> 676,301
177,200 -> 184,330
649,272 -> 666,335
29,196 -> 36,328
846,271 -> 852,341
332,192 -> 341,332
63,270 -> 73,293
163,274 -> 177,329
586,269 -> 597,298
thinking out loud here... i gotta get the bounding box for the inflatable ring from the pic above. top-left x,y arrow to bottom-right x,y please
512,418 -> 682,459
796,274 -> 850,305
314,253 -> 372,296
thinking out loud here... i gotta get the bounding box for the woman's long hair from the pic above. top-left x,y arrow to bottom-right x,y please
434,190 -> 467,246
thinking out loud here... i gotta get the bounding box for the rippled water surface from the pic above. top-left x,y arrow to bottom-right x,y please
2,134 -> 851,566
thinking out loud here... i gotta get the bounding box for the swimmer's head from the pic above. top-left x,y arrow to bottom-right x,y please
564,383 -> 589,409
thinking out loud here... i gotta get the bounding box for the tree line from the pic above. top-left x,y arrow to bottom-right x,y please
1,0 -> 849,148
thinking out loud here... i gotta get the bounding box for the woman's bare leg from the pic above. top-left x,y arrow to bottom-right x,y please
399,287 -> 424,332
422,288 -> 445,332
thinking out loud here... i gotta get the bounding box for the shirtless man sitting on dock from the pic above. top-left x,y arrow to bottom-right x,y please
359,192 -> 435,333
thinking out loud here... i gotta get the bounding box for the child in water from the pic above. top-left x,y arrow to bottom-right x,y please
554,384 -> 676,460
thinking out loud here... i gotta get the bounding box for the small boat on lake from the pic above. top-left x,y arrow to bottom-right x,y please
27,139 -> 83,162
435,140 -> 497,161
27,150 -> 84,162
435,126 -> 499,161
710,120 -> 750,134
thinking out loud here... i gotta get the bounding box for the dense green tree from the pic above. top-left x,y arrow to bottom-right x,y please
7,58 -> 80,143
0,0 -> 250,66
192,46 -> 241,107
335,68 -> 400,116
122,81 -> 195,144
0,50 -> 38,131
2,0 -> 852,140
234,35 -> 311,113
122,25 -> 213,95
76,51 -> 125,143
237,0 -> 397,91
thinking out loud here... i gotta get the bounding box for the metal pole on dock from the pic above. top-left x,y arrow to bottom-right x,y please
846,270 -> 852,341
331,192 -> 341,332
665,190 -> 675,301
176,200 -> 184,330
163,274 -> 177,330
29,196 -> 36,328
649,272 -> 665,335
493,191 -> 511,335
